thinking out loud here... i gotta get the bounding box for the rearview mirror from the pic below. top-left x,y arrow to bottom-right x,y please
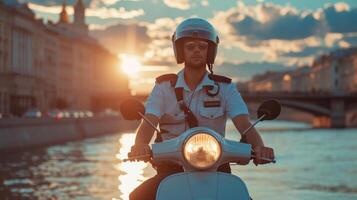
120,98 -> 145,120
257,99 -> 281,121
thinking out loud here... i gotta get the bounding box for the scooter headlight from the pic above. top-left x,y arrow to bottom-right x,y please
183,133 -> 221,170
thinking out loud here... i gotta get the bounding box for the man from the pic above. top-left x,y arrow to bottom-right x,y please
128,18 -> 275,200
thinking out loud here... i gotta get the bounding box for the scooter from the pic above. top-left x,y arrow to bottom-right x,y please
120,99 -> 281,200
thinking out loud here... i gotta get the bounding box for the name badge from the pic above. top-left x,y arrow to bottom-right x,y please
204,97 -> 221,108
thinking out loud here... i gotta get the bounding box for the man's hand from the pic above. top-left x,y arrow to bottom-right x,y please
253,146 -> 275,165
127,144 -> 152,162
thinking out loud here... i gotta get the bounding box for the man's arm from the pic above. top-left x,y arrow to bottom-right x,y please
127,114 -> 159,161
128,82 -> 164,161
134,114 -> 160,144
232,115 -> 274,165
134,82 -> 163,145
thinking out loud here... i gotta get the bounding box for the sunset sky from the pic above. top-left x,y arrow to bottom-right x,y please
17,0 -> 357,94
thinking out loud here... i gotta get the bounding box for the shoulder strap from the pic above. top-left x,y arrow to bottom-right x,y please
174,87 -> 184,101
174,87 -> 198,128
208,74 -> 232,83
156,74 -> 178,87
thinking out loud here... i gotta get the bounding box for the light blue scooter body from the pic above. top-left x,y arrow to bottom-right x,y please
156,172 -> 250,200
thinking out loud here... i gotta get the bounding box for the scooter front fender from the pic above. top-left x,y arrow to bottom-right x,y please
156,172 -> 250,200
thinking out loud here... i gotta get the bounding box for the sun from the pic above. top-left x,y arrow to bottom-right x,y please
120,54 -> 141,76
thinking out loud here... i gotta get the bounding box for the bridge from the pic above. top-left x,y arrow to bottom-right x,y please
132,92 -> 357,128
241,92 -> 357,128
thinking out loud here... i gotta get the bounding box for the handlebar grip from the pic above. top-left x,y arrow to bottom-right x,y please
251,155 -> 276,164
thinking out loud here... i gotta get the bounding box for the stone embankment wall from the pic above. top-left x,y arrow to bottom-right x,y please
0,116 -> 139,153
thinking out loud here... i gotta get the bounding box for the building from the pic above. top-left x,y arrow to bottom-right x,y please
247,48 -> 357,94
289,67 -> 311,93
0,1 -> 10,114
247,70 -> 294,92
309,48 -> 357,94
0,0 -> 129,116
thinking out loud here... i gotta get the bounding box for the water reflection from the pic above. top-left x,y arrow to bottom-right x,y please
116,133 -> 149,200
1,123 -> 356,200
0,132 -> 155,200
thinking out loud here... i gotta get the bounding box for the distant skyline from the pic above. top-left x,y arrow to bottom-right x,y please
17,0 -> 357,93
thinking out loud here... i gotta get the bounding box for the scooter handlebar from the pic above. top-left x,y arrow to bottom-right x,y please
250,147 -> 276,164
251,155 -> 276,164
123,154 -> 275,164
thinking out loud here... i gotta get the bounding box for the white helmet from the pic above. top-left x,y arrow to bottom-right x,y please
172,18 -> 219,65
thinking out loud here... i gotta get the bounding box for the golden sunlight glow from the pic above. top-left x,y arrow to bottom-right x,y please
115,133 -> 150,200
283,74 -> 291,81
120,54 -> 142,76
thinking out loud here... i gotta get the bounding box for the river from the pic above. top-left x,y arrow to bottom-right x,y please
1,121 -> 357,200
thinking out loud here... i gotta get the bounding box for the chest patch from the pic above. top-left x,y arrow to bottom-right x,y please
203,97 -> 221,107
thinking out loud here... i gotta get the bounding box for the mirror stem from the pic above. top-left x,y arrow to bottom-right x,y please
138,112 -> 161,133
242,114 -> 266,136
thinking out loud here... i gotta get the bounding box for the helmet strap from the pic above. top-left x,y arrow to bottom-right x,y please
207,63 -> 214,75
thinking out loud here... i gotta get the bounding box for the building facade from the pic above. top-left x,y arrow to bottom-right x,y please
0,0 -> 129,116
248,48 -> 357,94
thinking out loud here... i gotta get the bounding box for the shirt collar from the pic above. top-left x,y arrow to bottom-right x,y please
175,69 -> 215,92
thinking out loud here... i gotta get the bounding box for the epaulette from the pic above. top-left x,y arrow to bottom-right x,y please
155,74 -> 178,87
208,74 -> 232,83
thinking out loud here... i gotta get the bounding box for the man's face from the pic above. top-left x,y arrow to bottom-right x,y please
183,39 -> 208,69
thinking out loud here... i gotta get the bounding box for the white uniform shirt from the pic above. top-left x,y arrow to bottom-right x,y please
145,70 -> 249,140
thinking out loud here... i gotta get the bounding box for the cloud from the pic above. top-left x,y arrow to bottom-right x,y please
146,17 -> 181,39
105,0 -> 119,4
282,46 -> 328,58
86,7 -> 144,19
210,2 -> 357,62
216,2 -> 324,41
90,23 -> 151,55
18,0 -> 63,5
88,22 -> 120,30
323,3 -> 357,33
201,0 -> 208,7
232,13 -> 322,40
280,33 -> 357,63
27,2 -> 144,19
162,0 -> 209,9
163,0 -> 190,10
99,0 -> 121,5
27,2 -> 70,14
89,0 -> 119,7
89,0 -> 143,8
215,61 -> 294,82
143,17 -> 184,64
342,33 -> 357,46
